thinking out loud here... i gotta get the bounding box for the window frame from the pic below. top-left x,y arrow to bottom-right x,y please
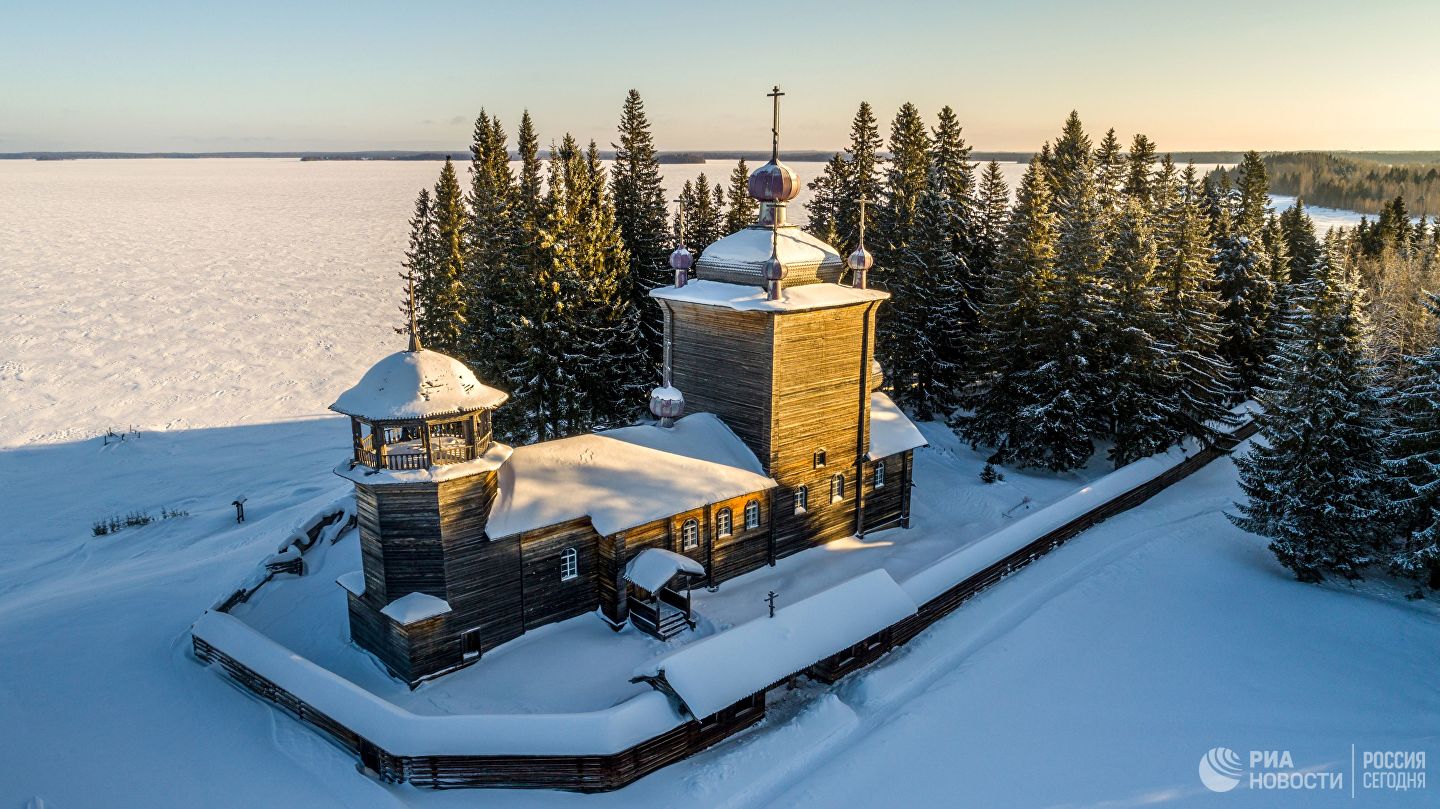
794,485 -> 809,515
560,547 -> 579,581
681,518 -> 700,550
744,499 -> 761,530
874,461 -> 886,489
716,508 -> 733,538
831,473 -> 845,502
813,449 -> 827,468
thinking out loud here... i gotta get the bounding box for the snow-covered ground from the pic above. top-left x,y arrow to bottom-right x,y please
2,160 -> 1435,807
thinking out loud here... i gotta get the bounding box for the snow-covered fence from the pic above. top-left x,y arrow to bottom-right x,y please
190,420 -> 1256,791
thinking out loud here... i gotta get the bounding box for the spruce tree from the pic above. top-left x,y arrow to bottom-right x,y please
1099,198 -> 1180,465
1230,240 -> 1393,582
498,120 -> 552,443
1093,128 -> 1125,225
417,157 -> 467,353
838,101 -> 885,252
461,111 -> 515,383
884,168 -> 968,418
960,161 -> 1093,470
971,160 -> 1010,289
1211,195 -> 1275,397
1233,150 -> 1270,236
1279,198 -> 1321,283
1123,133 -> 1157,205
399,187 -> 436,336
874,102 -> 932,272
574,141 -> 645,428
1040,112 -> 1111,464
677,173 -> 724,254
804,153 -> 849,246
724,158 -> 757,233
1387,293 -> 1440,590
609,90 -> 671,374
1154,161 -> 1236,439
929,105 -> 981,335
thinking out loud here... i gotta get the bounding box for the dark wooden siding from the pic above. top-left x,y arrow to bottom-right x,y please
665,300 -> 774,466
518,518 -> 601,630
861,453 -> 908,533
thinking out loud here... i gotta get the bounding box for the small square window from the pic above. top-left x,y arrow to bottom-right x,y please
814,449 -> 827,468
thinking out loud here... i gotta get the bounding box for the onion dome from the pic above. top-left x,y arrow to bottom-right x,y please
649,385 -> 685,425
330,349 -> 507,421
670,244 -> 693,287
762,252 -> 786,282
847,244 -> 874,273
747,159 -> 800,204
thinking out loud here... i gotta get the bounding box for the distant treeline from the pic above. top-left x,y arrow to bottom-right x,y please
4,149 -> 1254,164
1259,152 -> 1440,216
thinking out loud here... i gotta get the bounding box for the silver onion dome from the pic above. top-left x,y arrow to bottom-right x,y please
747,159 -> 801,203
762,253 -> 786,282
649,385 -> 685,426
847,244 -> 874,272
669,245 -> 694,271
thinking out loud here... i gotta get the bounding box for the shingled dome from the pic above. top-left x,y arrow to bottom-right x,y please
330,349 -> 508,421
696,226 -> 845,288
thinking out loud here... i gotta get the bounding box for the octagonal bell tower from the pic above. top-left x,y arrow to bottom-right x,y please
330,320 -> 516,686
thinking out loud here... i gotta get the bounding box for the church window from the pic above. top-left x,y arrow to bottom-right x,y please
560,547 -> 578,581
831,474 -> 845,502
874,461 -> 886,488
716,508 -> 733,538
814,449 -> 827,468
681,519 -> 700,550
794,486 -> 809,514
744,499 -> 760,529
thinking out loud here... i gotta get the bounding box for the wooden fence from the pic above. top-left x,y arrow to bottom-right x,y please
194,423 -> 1256,791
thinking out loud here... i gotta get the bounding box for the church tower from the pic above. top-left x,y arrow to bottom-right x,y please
329,291 -> 517,687
651,87 -> 892,556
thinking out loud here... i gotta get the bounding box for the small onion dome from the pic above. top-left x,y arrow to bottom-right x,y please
649,385 -> 685,422
747,159 -> 800,203
669,245 -> 693,272
847,244 -> 874,273
762,253 -> 787,282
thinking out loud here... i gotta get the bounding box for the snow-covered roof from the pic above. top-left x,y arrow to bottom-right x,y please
330,348 -> 508,421
636,569 -> 918,720
485,413 -> 775,539
333,442 -> 513,486
696,225 -> 845,286
867,392 -> 928,460
652,278 -> 888,314
191,611 -> 687,756
380,592 -> 452,626
623,548 -> 706,593
335,571 -> 366,597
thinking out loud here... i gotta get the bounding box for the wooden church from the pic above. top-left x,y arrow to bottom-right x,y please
329,89 -> 928,687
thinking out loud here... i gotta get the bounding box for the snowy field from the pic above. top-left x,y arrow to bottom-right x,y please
0,159 -> 1432,808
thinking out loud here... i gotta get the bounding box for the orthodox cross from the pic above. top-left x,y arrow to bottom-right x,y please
406,268 -> 422,353
767,85 -> 784,161
857,195 -> 868,249
766,590 -> 779,618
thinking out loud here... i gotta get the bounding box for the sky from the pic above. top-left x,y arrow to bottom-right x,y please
2,0 -> 1438,154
